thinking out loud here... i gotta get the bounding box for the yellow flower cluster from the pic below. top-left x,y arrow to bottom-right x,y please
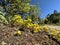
27,23 -> 40,32
17,30 -> 21,35
48,29 -> 60,40
23,18 -> 32,25
12,15 -> 24,26
41,26 -> 60,40
24,19 -> 40,33
12,15 -> 60,40
14,30 -> 22,36
12,15 -> 60,39
12,15 -> 41,33
12,15 -> 33,26
34,25 -> 60,40
43,26 -> 49,32
32,24 -> 40,32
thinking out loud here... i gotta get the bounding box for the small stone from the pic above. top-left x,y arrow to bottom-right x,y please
25,34 -> 28,37
1,41 -> 6,45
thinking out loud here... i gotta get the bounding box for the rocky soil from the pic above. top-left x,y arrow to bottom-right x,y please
0,23 -> 60,45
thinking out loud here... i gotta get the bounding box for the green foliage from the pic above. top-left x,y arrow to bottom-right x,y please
44,10 -> 60,25
30,5 -> 40,24
0,10 -> 8,24
1,0 -> 41,24
3,0 -> 31,15
5,14 -> 13,24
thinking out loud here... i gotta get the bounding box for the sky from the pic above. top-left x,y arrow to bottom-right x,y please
30,0 -> 60,19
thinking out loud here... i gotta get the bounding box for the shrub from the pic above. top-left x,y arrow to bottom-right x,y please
0,10 -> 8,24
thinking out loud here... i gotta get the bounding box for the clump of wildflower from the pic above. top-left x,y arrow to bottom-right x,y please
16,30 -> 22,35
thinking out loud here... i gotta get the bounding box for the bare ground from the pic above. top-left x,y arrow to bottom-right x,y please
45,25 -> 60,30
0,23 -> 60,45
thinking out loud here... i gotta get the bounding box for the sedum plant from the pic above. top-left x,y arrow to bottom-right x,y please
12,15 -> 24,26
10,14 -> 60,41
12,14 -> 41,33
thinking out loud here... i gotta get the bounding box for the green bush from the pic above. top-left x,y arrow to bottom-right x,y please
0,10 -> 8,24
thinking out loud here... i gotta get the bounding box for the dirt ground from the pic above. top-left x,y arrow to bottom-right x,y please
0,23 -> 60,45
45,25 -> 60,30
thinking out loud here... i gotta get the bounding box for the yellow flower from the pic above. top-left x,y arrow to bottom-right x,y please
12,15 -> 24,26
27,18 -> 32,23
39,27 -> 43,30
37,26 -> 39,29
49,30 -> 56,35
27,23 -> 31,28
43,26 -> 49,31
24,20 -> 28,23
34,29 -> 38,33
57,33 -> 60,38
14,15 -> 22,19
17,30 -> 21,35
30,23 -> 33,25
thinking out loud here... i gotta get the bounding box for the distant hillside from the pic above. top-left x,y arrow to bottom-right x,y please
44,10 -> 60,25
